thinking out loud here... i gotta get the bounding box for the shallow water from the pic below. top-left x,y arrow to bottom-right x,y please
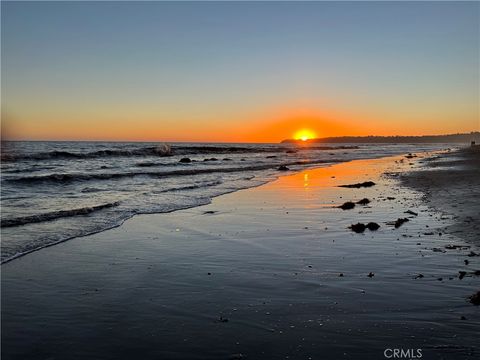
1,141 -> 450,262
2,155 -> 479,359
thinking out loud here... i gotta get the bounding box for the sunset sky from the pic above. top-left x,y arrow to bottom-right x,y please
1,1 -> 479,142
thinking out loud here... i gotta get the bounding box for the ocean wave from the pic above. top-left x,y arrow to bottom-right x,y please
81,187 -> 104,193
0,144 -> 172,161
6,159 -> 339,185
0,201 -> 120,228
1,145 -> 358,161
172,145 -> 358,155
154,180 -> 223,193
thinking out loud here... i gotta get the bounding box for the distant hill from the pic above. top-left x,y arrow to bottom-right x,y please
281,132 -> 480,144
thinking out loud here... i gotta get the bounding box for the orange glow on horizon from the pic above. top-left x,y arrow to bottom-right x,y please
2,102 -> 477,143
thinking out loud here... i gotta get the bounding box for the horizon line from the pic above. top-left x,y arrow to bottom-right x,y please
2,131 -> 479,144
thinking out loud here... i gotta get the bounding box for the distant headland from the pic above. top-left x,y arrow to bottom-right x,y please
281,132 -> 480,144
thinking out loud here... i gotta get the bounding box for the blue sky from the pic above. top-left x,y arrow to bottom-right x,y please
2,1 -> 479,141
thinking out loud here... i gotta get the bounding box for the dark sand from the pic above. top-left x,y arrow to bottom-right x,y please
401,147 -> 480,245
2,153 -> 479,360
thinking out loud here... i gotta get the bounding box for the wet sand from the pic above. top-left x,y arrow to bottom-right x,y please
401,147 -> 480,245
2,153 -> 479,360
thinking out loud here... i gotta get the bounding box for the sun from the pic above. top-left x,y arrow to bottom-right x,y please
294,129 -> 317,142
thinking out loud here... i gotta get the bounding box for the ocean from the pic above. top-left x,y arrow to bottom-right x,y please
0,141 -> 449,263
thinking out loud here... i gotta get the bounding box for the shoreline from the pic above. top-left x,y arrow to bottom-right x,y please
0,148 -> 444,265
0,160 -> 335,265
2,152 -> 479,359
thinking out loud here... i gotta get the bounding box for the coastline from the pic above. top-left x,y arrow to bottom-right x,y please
2,152 -> 479,359
0,143 -> 446,265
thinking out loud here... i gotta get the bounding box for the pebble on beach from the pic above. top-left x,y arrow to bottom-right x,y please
339,201 -> 356,210
339,181 -> 376,188
349,223 -> 366,233
366,222 -> 380,231
356,198 -> 371,205
468,291 -> 480,305
393,218 -> 409,228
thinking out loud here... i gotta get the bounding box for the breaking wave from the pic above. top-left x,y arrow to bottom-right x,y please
6,159 -> 340,185
1,202 -> 120,228
1,144 -> 358,162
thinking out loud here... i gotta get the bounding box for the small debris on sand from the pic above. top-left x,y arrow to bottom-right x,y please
223,158 -> 233,161
460,316 -> 467,320
339,201 -> 356,210
467,251 -> 479,257
387,197 -> 396,200
391,218 -> 409,228
349,223 -> 366,233
228,354 -> 244,360
404,210 -> 418,216
179,157 -> 191,163
367,272 -> 375,278
414,274 -> 424,279
216,316 -> 229,323
468,291 -> 480,305
349,222 -> 379,232
445,244 -> 471,250
203,211 -> 217,215
464,260 -> 470,265
458,271 -> 467,280
277,165 -> 290,171
339,273 -> 344,277
357,198 -> 370,205
366,222 -> 380,231
339,181 -> 376,188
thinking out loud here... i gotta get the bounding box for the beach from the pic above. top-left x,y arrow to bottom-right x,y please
401,147 -> 480,245
2,150 -> 479,360
2,1 -> 479,359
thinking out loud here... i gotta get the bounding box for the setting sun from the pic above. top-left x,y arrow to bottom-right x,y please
294,129 -> 317,141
